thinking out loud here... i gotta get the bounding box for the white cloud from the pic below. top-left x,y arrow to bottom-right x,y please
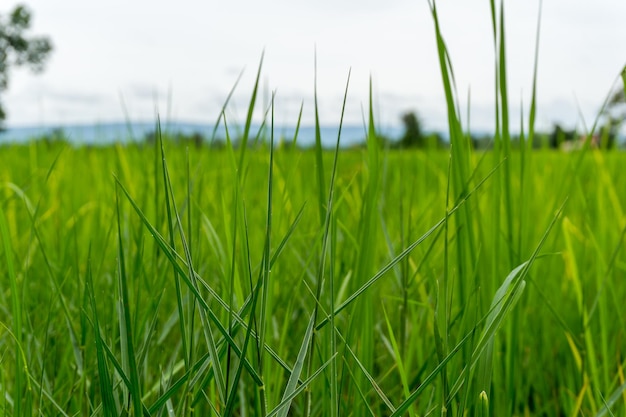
1,0 -> 625,134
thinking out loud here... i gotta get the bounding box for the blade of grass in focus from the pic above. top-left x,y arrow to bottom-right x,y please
0,204 -> 28,416
114,188 -> 144,415
85,249 -> 117,417
305,67 -> 351,417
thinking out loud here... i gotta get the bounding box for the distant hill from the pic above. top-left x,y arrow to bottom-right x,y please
0,121 -> 405,148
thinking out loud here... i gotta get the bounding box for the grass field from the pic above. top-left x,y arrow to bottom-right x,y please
2,1 -> 626,416
1,137 -> 626,416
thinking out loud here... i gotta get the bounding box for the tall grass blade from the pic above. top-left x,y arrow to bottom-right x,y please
211,68 -> 244,144
275,314 -> 315,417
347,77 -> 381,415
291,101 -> 304,148
328,215 -> 339,417
595,380 -> 626,417
266,355 -> 337,417
85,251 -> 117,417
156,119 -> 191,373
304,67 -> 350,417
471,199 -> 567,408
317,161 -> 501,330
224,204 -> 262,416
162,146 -> 228,406
342,335 -> 396,413
381,305 -> 410,414
0,204 -> 26,416
494,1 -> 514,265
429,0 -> 476,309
114,189 -> 144,415
256,91 -> 277,417
114,177 -> 275,386
526,0 -> 542,152
390,330 -> 475,417
238,52 -> 264,177
313,50 -> 326,226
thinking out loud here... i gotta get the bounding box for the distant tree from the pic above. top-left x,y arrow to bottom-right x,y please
470,133 -> 493,150
143,129 -> 208,148
0,4 -> 52,130
399,111 -> 425,148
602,69 -> 626,144
549,124 -> 577,149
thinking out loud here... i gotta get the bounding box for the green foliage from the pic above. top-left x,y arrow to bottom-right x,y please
549,123 -> 577,149
600,68 -> 626,146
0,3 -> 53,129
1,139 -> 625,415
384,111 -> 444,149
399,111 -> 426,148
1,2 -> 626,416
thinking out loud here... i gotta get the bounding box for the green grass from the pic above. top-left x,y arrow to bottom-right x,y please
2,1 -> 626,416
2,140 -> 626,416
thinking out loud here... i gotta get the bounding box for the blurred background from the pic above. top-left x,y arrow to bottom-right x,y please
0,0 -> 625,145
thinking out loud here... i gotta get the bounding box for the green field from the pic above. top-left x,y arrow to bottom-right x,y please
2,1 -> 626,416
1,137 -> 626,416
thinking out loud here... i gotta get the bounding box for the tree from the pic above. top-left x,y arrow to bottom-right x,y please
604,68 -> 626,128
590,67 -> 626,149
0,4 -> 52,130
548,123 -> 576,149
399,111 -> 425,148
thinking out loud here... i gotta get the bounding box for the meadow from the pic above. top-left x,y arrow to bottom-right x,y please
2,2 -> 626,416
1,130 -> 626,416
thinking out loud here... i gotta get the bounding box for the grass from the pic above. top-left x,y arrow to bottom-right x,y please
2,1 -> 626,416
2,138 -> 626,416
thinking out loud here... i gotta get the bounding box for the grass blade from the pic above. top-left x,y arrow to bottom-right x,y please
85,249 -> 117,417
275,313 -> 316,417
266,354 -> 337,417
595,380 -> 626,417
0,204 -> 28,416
237,52 -> 264,177
316,161 -> 501,330
304,67 -> 351,417
114,188 -> 144,416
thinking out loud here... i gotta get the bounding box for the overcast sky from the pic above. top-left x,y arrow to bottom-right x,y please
2,0 -> 625,133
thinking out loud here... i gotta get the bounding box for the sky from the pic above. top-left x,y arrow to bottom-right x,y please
2,0 -> 625,134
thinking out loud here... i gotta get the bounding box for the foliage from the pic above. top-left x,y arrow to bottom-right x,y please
143,129 -> 207,148
1,140 -> 625,416
601,69 -> 626,144
0,3 -> 52,129
548,123 -> 577,149
1,1 -> 626,416
376,111 -> 445,149
399,111 -> 425,148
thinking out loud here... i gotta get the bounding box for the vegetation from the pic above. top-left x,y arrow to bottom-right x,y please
0,3 -> 53,130
1,1 -> 626,416
2,130 -> 626,416
385,111 -> 444,150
